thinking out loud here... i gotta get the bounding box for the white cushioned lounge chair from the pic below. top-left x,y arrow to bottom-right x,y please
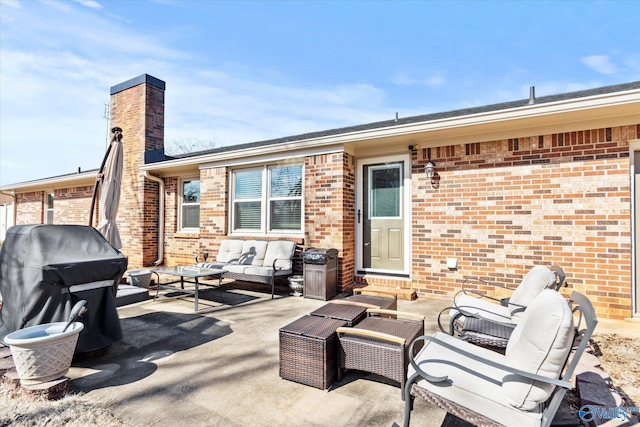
438,265 -> 566,349
401,290 -> 597,427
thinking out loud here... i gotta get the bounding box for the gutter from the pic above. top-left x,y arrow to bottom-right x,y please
0,190 -> 17,227
143,171 -> 164,266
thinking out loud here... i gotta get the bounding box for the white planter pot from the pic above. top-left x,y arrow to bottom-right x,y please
4,321 -> 84,385
128,269 -> 152,288
288,275 -> 304,297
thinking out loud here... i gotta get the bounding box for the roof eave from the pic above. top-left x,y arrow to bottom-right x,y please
142,87 -> 640,174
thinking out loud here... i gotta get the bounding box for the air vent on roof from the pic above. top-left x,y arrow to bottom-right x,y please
528,86 -> 536,105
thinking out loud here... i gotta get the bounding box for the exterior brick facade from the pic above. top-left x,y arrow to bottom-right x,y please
403,125 -> 636,319
4,75 -> 638,320
16,191 -> 44,224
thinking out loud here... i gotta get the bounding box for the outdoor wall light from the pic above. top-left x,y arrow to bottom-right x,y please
424,160 -> 436,179
425,160 -> 440,188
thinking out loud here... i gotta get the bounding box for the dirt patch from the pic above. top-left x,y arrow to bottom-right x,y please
0,386 -> 138,427
590,333 -> 640,406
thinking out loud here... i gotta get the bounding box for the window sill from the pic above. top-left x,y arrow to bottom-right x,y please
228,232 -> 304,239
173,231 -> 200,239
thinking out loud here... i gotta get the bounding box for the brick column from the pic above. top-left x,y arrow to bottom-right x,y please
305,152 -> 356,293
109,74 -> 165,268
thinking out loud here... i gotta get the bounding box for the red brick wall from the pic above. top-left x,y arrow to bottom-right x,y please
16,191 -> 44,224
388,124 -> 637,319
305,152 -> 355,292
54,186 -> 93,224
162,176 -> 200,266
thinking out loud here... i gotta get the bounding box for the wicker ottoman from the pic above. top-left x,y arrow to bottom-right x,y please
336,309 -> 424,399
342,293 -> 397,311
309,301 -> 367,326
279,315 -> 347,390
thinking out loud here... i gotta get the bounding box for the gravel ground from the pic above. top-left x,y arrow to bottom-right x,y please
590,333 -> 640,407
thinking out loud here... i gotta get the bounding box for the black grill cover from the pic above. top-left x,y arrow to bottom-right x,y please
0,224 -> 128,353
303,248 -> 339,265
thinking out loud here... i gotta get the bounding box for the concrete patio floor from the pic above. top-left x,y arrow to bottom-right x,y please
10,280 -> 640,427
67,282 -> 452,427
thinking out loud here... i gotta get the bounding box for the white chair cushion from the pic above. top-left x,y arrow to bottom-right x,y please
508,266 -> 557,320
216,239 -> 244,263
503,289 -> 574,410
239,240 -> 268,266
264,240 -> 296,269
409,332 -> 543,427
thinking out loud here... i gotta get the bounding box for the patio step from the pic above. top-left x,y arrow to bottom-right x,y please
115,285 -> 149,307
355,286 -> 417,301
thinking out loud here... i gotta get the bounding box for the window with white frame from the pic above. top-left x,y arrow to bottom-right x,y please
231,164 -> 303,234
180,179 -> 200,230
46,193 -> 54,224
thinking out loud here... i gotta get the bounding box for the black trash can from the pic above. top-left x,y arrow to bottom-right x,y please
0,224 -> 128,353
303,248 -> 338,301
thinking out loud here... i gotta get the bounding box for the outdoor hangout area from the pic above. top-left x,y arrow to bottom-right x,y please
1,244 -> 639,426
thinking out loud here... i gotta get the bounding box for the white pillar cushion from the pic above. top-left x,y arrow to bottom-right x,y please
503,289 -> 574,410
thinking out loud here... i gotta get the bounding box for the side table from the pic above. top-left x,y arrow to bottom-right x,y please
309,301 -> 368,326
279,315 -> 347,390
336,309 -> 425,399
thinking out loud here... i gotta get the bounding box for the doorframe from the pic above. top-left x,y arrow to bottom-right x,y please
355,153 -> 412,277
631,139 -> 640,317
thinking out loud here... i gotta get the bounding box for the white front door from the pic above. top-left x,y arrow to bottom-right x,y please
356,154 -> 411,277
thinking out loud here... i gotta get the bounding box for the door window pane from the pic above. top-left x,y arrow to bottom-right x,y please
370,166 -> 401,217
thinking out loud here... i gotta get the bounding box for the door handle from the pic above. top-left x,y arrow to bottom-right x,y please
357,209 -> 361,224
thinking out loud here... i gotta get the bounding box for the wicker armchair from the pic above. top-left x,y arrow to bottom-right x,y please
400,290 -> 597,427
437,265 -> 566,350
336,309 -> 424,399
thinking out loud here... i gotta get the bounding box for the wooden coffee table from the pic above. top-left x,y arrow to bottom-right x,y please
153,265 -> 226,311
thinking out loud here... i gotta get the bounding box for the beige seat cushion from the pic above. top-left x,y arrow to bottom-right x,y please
216,239 -> 245,263
452,293 -> 512,323
264,240 -> 296,269
239,240 -> 268,266
503,289 -> 574,410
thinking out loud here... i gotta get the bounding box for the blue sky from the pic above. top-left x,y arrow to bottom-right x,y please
1,0 -> 639,186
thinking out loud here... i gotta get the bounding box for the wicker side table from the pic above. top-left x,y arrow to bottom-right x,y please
309,301 -> 368,326
336,309 -> 424,399
279,315 -> 347,390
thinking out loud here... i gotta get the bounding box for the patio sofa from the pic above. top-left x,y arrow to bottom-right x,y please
196,239 -> 297,299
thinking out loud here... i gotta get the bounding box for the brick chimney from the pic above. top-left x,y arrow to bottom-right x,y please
109,74 -> 165,267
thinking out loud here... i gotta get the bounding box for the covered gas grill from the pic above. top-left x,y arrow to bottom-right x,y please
0,224 -> 128,353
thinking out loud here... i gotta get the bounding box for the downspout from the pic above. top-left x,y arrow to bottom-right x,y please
632,163 -> 637,316
143,171 -> 164,266
0,190 -> 17,227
